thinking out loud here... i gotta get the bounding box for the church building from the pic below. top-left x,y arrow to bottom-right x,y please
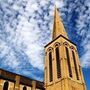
0,5 -> 86,90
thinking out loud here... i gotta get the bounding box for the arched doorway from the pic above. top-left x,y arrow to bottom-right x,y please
3,81 -> 9,90
23,86 -> 27,90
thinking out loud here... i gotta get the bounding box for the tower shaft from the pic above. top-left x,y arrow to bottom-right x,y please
44,7 -> 86,90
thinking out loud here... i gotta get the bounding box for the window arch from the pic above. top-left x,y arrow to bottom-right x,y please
23,86 -> 27,90
3,81 -> 9,90
47,47 -> 53,52
54,42 -> 60,47
55,46 -> 61,78
63,42 -> 69,46
70,46 -> 75,50
49,51 -> 53,82
65,47 -> 72,77
72,51 -> 79,80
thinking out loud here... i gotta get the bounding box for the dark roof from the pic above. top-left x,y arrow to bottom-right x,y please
45,35 -> 76,48
0,68 -> 44,89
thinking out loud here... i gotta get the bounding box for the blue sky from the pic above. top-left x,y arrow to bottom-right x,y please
0,0 -> 90,89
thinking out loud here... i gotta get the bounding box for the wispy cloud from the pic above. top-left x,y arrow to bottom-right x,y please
0,0 -> 54,81
75,0 -> 90,68
0,0 -> 90,82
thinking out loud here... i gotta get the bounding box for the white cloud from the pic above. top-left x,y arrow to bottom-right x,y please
80,31 -> 90,68
75,0 -> 90,68
0,0 -> 55,71
55,0 -> 64,8
0,39 -> 20,70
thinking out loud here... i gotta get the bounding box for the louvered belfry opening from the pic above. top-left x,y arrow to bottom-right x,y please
65,47 -> 72,78
49,52 -> 53,82
72,51 -> 79,80
55,47 -> 61,78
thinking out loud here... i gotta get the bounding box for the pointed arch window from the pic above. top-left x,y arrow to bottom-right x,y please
65,47 -> 72,77
72,51 -> 79,80
49,51 -> 53,82
23,86 -> 27,90
3,81 -> 9,90
55,46 -> 61,78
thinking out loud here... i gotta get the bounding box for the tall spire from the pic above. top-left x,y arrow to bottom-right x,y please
52,6 -> 68,39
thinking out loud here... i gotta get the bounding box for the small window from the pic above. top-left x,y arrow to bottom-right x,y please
3,81 -> 9,90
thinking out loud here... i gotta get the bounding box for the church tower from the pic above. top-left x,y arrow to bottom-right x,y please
44,7 -> 86,90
